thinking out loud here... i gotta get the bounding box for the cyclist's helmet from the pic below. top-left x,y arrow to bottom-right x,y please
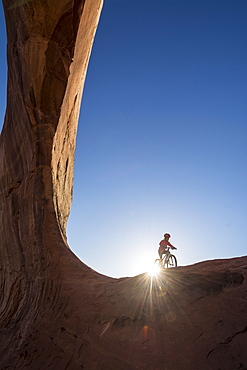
164,233 -> 171,238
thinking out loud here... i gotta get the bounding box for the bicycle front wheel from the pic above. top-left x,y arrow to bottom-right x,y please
165,255 -> 177,268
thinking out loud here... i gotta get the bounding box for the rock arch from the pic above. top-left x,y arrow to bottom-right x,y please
0,1 -> 247,369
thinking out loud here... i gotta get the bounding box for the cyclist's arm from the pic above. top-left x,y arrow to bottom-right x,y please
168,241 -> 177,250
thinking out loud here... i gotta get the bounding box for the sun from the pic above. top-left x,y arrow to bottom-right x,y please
147,261 -> 161,277
131,251 -> 161,277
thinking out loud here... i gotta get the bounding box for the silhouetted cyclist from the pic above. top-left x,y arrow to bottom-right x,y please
158,233 -> 177,260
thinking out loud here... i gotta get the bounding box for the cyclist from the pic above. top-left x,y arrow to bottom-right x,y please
158,233 -> 177,260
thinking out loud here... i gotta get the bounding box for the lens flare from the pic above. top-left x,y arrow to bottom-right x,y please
147,261 -> 160,276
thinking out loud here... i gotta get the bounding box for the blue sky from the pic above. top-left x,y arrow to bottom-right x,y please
1,0 -> 246,278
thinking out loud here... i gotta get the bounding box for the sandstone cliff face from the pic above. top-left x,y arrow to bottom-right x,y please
0,1 -> 246,369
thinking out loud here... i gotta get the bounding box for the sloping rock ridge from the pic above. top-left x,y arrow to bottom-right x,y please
0,0 -> 246,369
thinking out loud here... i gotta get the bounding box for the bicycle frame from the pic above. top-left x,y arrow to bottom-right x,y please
162,247 -> 172,263
156,247 -> 177,268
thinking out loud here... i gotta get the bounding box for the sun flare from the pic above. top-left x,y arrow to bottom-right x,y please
147,261 -> 160,277
132,251 -> 161,277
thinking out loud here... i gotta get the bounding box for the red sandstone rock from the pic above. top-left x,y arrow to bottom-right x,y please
0,1 -> 246,369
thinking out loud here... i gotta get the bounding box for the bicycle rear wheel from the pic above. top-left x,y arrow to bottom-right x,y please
165,255 -> 177,268
154,258 -> 163,268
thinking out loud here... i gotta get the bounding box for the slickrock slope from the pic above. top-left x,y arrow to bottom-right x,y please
0,1 -> 246,369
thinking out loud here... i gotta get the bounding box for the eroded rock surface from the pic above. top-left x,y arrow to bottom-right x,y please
0,1 -> 247,369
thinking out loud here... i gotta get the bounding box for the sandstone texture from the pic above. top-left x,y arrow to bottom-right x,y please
0,0 -> 247,369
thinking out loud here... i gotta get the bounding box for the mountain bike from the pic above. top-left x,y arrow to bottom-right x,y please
155,247 -> 177,268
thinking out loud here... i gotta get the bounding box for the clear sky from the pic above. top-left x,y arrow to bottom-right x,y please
0,0 -> 246,278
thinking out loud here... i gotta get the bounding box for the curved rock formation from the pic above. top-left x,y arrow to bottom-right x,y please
0,1 -> 247,369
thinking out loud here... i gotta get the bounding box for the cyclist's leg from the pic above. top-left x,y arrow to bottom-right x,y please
163,250 -> 169,267
158,246 -> 164,260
